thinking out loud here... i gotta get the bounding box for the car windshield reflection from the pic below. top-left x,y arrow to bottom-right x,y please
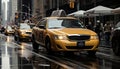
7,26 -> 12,30
48,19 -> 84,29
20,24 -> 31,30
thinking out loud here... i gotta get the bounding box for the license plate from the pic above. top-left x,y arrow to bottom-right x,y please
77,41 -> 85,47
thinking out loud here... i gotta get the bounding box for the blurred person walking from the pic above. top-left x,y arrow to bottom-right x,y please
104,22 -> 112,45
94,22 -> 102,40
86,22 -> 94,30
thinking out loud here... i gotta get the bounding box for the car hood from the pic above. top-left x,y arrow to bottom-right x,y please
20,29 -> 32,32
49,28 -> 97,35
7,29 -> 14,31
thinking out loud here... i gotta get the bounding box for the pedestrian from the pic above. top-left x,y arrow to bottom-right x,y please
86,22 -> 93,30
94,22 -> 102,40
104,22 -> 112,45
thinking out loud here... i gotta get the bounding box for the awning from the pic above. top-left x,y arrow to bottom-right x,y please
112,7 -> 120,14
84,5 -> 113,16
68,10 -> 86,17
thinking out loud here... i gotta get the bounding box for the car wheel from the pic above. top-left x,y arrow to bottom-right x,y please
87,51 -> 96,56
14,35 -> 17,41
45,38 -> 52,54
16,36 -> 21,42
17,37 -> 20,42
112,39 -> 120,56
32,36 -> 39,51
5,33 -> 8,36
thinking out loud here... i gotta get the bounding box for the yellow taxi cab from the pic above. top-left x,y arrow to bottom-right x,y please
14,23 -> 32,42
4,25 -> 14,35
32,17 -> 99,55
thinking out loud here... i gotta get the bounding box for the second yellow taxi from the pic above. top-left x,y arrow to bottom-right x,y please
14,23 -> 32,42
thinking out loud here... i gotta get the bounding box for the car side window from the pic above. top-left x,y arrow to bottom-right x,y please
36,19 -> 46,27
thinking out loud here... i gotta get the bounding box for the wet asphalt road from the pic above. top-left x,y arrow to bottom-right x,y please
0,34 -> 120,69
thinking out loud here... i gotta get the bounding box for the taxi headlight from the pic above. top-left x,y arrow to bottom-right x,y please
90,35 -> 99,39
7,30 -> 12,32
54,35 -> 68,40
7,30 -> 9,32
21,31 -> 26,34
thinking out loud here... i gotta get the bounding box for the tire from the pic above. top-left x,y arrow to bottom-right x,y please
16,36 -> 21,42
17,37 -> 19,42
87,51 -> 96,56
32,36 -> 39,51
14,35 -> 17,41
14,33 -> 20,42
112,39 -> 120,56
5,33 -> 8,36
45,38 -> 52,54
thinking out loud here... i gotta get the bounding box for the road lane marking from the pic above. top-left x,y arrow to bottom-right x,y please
11,42 -> 75,69
1,42 -> 10,69
2,54 -> 10,69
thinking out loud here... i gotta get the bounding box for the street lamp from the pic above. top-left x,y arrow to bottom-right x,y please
22,4 -> 31,19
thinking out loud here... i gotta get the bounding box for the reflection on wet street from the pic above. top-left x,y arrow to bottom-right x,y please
0,35 -> 74,69
0,35 -> 120,69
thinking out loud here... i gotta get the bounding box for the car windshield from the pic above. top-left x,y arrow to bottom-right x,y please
20,24 -> 31,30
7,26 -> 12,30
48,19 -> 84,29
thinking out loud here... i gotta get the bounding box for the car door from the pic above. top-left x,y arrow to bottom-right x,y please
33,21 -> 41,42
37,19 -> 47,45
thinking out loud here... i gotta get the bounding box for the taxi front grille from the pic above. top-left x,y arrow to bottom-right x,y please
66,46 -> 93,49
68,35 -> 90,41
26,32 -> 31,34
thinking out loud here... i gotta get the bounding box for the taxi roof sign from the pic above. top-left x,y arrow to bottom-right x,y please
51,9 -> 66,17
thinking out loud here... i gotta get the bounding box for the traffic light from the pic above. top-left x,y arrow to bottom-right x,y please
69,0 -> 74,8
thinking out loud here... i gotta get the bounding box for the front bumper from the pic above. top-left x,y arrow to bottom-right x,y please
19,34 -> 32,41
52,39 -> 99,51
5,31 -> 14,35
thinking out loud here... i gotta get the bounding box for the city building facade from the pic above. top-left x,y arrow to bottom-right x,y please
15,0 -> 120,24
32,0 -> 120,16
32,0 -> 78,17
9,0 -> 18,24
0,0 -> 1,25
0,0 -> 2,16
17,0 -> 32,22
1,0 -> 6,25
